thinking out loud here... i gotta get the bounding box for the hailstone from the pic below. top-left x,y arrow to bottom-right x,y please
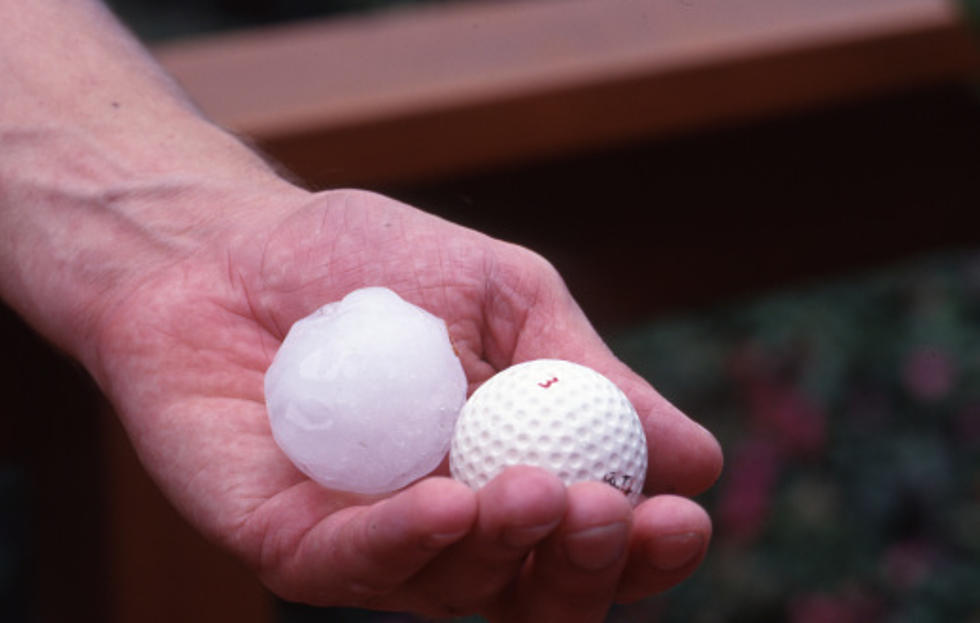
264,287 -> 467,494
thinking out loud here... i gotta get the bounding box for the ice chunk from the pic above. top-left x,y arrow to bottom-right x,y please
264,287 -> 467,494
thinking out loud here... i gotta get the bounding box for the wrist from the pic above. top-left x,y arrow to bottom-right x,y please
0,111 -> 304,368
0,0 -> 316,371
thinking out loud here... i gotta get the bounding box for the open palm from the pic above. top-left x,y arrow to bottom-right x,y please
91,188 -> 722,621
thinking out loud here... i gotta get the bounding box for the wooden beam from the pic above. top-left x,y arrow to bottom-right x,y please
153,0 -> 980,186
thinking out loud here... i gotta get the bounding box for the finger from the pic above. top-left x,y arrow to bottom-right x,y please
606,364 -> 723,496
615,494 -> 711,603
264,477 -> 477,607
500,265 -> 723,496
502,481 -> 632,623
408,466 -> 567,616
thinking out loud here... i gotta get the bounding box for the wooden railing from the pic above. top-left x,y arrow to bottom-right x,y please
154,0 -> 980,187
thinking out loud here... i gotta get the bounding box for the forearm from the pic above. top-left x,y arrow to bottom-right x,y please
0,0 -> 296,365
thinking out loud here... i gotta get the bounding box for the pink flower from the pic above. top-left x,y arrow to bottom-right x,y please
746,384 -> 827,457
789,589 -> 882,623
954,402 -> 980,448
881,540 -> 938,591
901,347 -> 956,401
717,439 -> 782,543
727,341 -> 828,457
789,593 -> 860,623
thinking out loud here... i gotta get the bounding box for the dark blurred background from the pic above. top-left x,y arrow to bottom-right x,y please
3,1 -> 980,622
103,0 -> 457,41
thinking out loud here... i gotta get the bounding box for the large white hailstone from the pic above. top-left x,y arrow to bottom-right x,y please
264,287 -> 467,495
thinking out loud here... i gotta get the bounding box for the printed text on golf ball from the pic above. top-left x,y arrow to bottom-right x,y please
450,359 -> 648,505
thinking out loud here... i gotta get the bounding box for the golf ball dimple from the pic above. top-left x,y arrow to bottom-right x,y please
449,359 -> 648,504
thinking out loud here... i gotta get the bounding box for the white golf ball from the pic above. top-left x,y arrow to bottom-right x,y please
450,359 -> 648,504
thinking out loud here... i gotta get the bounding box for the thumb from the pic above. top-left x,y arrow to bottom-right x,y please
495,255 -> 722,497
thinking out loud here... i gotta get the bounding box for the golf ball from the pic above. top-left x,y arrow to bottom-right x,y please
450,359 -> 647,504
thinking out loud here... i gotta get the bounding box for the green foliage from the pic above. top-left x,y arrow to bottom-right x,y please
607,251 -> 980,622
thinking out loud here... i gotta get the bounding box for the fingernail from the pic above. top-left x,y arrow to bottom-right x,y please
564,522 -> 629,571
647,532 -> 704,571
501,521 -> 560,548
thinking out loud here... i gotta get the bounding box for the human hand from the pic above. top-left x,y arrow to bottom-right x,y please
89,187 -> 722,621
